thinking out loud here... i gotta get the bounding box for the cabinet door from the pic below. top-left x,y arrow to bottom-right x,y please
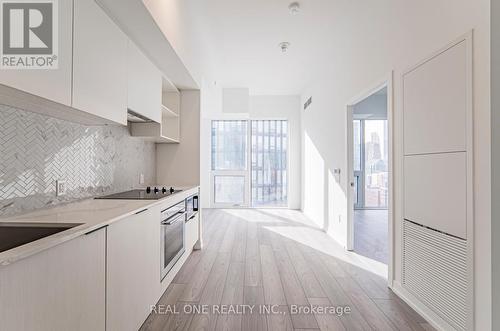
186,214 -> 200,249
0,0 -> 72,106
107,208 -> 160,331
403,40 -> 468,155
404,152 -> 467,239
73,0 -> 127,125
127,40 -> 162,123
0,228 -> 106,331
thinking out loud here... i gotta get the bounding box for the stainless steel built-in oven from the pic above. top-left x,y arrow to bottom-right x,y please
160,201 -> 186,281
185,194 -> 199,221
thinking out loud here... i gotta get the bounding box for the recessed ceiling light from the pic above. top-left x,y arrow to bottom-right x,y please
288,2 -> 300,15
279,42 -> 290,53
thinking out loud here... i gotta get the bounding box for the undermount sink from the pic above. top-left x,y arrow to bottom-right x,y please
0,223 -> 82,253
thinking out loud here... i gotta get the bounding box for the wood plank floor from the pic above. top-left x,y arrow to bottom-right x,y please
354,209 -> 388,264
141,209 -> 434,331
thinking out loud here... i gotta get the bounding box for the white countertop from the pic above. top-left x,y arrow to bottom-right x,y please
0,186 -> 199,266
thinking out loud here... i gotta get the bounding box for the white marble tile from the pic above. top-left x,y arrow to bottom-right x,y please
0,104 -> 156,217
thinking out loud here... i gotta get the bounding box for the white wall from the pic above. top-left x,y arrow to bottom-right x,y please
299,1 -> 490,329
156,90 -> 200,187
492,0 -> 500,329
199,94 -> 301,209
199,83 -> 223,209
223,88 -> 249,113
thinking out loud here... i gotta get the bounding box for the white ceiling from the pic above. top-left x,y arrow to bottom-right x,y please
106,0 -> 391,96
191,0 -> 348,95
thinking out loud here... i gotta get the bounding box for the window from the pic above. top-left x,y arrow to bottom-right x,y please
353,120 -> 362,172
214,175 -> 245,204
211,120 -> 248,206
363,120 -> 388,208
353,119 -> 363,208
251,120 -> 288,207
353,119 -> 388,209
211,119 -> 288,208
211,120 -> 247,170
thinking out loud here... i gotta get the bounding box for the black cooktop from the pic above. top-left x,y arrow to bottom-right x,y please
95,187 -> 182,200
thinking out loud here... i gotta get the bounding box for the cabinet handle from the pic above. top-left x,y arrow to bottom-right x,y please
193,196 -> 199,211
162,214 -> 185,225
135,208 -> 148,215
85,225 -> 107,235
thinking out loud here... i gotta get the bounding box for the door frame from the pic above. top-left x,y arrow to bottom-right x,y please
353,119 -> 365,209
345,72 -> 394,287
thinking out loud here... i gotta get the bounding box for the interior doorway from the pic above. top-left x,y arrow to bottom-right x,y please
346,75 -> 393,284
353,114 -> 388,265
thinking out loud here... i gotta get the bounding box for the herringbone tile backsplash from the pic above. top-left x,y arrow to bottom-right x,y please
0,104 -> 156,217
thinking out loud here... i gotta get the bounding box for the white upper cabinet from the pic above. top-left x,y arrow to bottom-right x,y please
72,0 -> 128,125
403,40 -> 468,155
0,0 -> 73,106
0,0 -> 167,127
127,40 -> 162,123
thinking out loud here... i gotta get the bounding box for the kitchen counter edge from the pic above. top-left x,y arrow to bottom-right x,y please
0,186 -> 200,266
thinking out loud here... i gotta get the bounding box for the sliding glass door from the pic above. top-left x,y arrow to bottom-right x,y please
211,119 -> 288,208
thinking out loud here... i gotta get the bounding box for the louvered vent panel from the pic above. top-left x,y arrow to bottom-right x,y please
403,220 -> 467,331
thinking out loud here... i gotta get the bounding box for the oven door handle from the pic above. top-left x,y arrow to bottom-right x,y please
162,213 -> 185,225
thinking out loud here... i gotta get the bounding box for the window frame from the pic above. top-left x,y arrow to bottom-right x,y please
210,118 -> 289,209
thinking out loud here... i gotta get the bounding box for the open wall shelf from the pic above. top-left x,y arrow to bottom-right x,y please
162,105 -> 179,118
160,88 -> 180,143
130,76 -> 181,144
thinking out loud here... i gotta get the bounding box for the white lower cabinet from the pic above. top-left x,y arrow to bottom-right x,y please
0,227 -> 106,331
106,207 -> 160,331
0,196 -> 200,331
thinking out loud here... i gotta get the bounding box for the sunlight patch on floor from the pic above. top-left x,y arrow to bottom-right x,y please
216,208 -> 388,279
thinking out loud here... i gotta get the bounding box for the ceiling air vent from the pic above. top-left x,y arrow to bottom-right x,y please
304,96 -> 312,110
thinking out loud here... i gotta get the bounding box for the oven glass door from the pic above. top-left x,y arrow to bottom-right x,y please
161,211 -> 185,280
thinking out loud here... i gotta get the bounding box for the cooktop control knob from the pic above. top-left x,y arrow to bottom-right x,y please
170,187 -> 175,194
162,187 -> 167,194
154,187 -> 159,194
146,187 -> 151,193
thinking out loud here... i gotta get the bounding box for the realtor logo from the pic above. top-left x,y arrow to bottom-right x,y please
0,0 -> 58,69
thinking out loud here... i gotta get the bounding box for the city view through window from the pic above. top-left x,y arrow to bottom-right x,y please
354,119 -> 388,209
